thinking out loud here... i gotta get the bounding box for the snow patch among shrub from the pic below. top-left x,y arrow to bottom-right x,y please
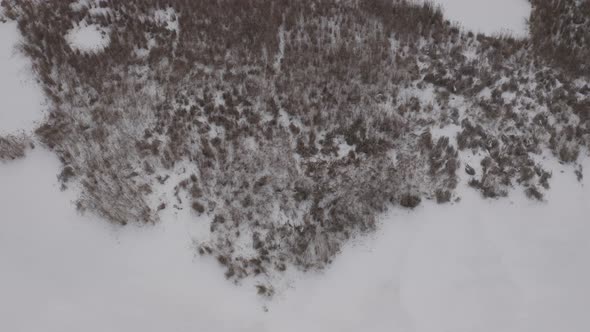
154,8 -> 179,32
66,24 -> 110,53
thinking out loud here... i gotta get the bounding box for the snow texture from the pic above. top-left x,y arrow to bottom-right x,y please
154,8 -> 179,32
66,24 -> 110,53
0,21 -> 45,134
432,0 -> 531,38
2,145 -> 590,332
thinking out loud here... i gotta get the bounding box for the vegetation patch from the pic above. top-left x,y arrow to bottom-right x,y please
2,0 -> 588,292
0,133 -> 31,161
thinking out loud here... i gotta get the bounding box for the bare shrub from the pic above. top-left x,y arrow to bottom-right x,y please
400,194 -> 421,209
525,186 -> 544,201
435,189 -> 451,204
0,134 -> 31,161
191,201 -> 205,214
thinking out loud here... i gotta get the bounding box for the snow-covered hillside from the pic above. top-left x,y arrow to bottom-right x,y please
2,1 -> 590,332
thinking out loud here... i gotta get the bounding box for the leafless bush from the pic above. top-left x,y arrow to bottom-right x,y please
525,186 -> 544,201
435,189 -> 452,204
0,134 -> 31,161
400,194 -> 421,208
529,0 -> 590,76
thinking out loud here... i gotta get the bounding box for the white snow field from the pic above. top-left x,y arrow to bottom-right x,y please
3,3 -> 590,332
2,141 -> 590,332
431,0 -> 531,38
0,21 -> 45,134
2,145 -> 590,332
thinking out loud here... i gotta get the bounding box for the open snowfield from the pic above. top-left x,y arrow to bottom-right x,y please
2,2 -> 590,332
431,0 -> 531,38
0,21 -> 45,134
2,139 -> 590,332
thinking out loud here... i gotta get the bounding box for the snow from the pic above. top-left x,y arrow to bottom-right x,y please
70,0 -> 90,12
0,21 -> 45,134
399,158 -> 590,332
271,156 -> 590,332
431,0 -> 531,38
0,149 -> 264,332
2,148 -> 590,332
154,8 -> 179,33
66,24 -> 110,53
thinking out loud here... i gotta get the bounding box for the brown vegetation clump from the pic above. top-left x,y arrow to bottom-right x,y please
6,0 -> 589,290
529,0 -> 590,76
400,194 -> 422,209
0,134 -> 31,161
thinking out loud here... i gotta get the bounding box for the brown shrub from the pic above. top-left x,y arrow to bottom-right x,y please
435,189 -> 451,204
0,134 -> 31,161
400,194 -> 421,208
192,201 -> 205,214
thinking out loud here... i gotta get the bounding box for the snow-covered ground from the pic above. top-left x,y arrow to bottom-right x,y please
0,149 -> 265,332
3,3 -> 590,332
431,0 -> 531,38
0,21 -> 45,134
66,24 -> 110,53
2,143 -> 590,332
